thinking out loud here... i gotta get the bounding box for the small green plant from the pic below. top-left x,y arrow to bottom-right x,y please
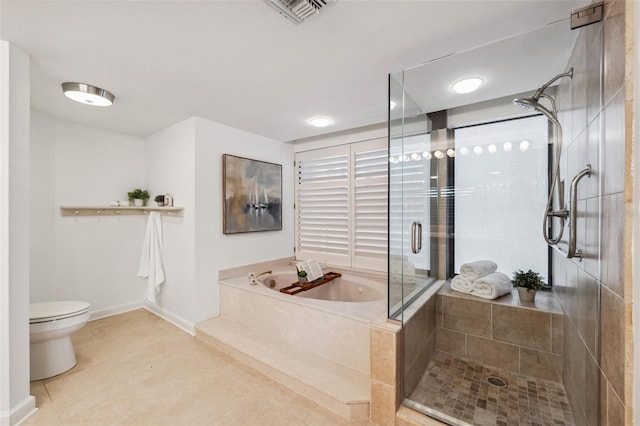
128,188 -> 150,201
511,269 -> 544,290
154,194 -> 166,203
297,270 -> 307,278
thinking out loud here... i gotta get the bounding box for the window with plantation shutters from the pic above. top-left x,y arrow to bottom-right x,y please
296,145 -> 351,266
295,139 -> 388,271
352,139 -> 388,270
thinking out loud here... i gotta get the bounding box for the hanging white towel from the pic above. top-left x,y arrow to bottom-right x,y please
138,212 -> 165,303
471,272 -> 513,300
450,275 -> 474,294
459,260 -> 498,281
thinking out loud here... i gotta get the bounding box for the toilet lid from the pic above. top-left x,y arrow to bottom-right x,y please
30,301 -> 91,323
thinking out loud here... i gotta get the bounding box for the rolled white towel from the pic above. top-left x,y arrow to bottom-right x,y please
471,272 -> 513,300
450,275 -> 474,294
460,260 -> 498,281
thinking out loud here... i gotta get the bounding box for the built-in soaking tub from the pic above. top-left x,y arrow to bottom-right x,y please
217,269 -> 386,373
197,267 -> 387,420
260,271 -> 385,302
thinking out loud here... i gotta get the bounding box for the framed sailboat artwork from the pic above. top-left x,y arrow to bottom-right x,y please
222,154 -> 282,234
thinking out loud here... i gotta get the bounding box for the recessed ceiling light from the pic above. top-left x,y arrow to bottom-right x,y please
434,150 -> 444,159
62,82 -> 114,107
308,116 -> 333,127
503,142 -> 513,152
459,147 -> 470,156
473,146 -> 483,155
488,144 -> 497,153
452,77 -> 483,94
520,140 -> 530,152
446,149 -> 456,158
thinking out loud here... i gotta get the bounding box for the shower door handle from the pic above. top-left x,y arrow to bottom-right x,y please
411,221 -> 422,254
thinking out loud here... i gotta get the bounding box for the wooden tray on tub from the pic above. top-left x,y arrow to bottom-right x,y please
279,272 -> 342,295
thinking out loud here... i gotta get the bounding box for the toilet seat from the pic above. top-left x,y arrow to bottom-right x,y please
30,301 -> 91,324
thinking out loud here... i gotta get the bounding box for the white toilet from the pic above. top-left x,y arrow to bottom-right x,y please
29,301 -> 91,380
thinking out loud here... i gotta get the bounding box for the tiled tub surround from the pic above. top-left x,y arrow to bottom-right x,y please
435,283 -> 563,383
196,263 -> 386,420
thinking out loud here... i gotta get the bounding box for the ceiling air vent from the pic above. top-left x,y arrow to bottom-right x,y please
266,0 -> 329,24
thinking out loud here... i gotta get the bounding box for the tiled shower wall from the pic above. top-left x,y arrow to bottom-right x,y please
552,0 -> 629,424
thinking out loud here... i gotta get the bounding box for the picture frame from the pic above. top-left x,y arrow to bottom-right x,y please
222,154 -> 282,234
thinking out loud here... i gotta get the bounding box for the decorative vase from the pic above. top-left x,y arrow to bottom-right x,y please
134,199 -> 144,207
518,287 -> 537,302
298,276 -> 308,284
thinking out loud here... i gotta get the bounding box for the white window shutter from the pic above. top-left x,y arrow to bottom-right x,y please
295,140 -> 388,272
352,139 -> 388,270
295,146 -> 351,266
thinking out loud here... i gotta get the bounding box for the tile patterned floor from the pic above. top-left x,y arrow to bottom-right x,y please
408,351 -> 575,426
23,309 -> 373,426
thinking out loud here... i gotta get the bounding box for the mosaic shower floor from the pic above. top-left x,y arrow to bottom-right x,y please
406,351 -> 575,426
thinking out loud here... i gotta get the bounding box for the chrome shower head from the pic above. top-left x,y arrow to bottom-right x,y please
513,95 -> 559,125
512,97 -> 538,110
512,68 -> 573,124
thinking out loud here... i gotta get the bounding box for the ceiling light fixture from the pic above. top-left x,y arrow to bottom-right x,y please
488,144 -> 497,153
308,116 -> 333,128
452,77 -> 483,94
62,82 -> 114,107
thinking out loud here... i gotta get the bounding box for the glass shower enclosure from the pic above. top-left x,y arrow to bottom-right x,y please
387,19 -> 584,422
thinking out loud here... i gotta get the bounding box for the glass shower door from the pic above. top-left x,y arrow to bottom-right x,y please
388,72 -> 439,320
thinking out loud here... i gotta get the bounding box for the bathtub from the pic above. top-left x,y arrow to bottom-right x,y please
261,272 -> 385,302
217,269 -> 386,375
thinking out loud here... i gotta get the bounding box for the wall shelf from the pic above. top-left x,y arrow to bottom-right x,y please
60,206 -> 184,217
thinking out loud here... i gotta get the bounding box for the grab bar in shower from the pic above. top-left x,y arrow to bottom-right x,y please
411,221 -> 422,254
567,164 -> 591,259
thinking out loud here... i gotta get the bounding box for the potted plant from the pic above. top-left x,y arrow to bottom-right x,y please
511,269 -> 544,302
297,270 -> 308,284
127,188 -> 150,207
154,194 -> 166,207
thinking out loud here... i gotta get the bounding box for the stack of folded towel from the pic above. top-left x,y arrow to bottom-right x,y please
450,260 -> 513,300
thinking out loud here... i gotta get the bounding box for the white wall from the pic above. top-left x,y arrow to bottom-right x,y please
293,123 -> 386,153
0,41 -> 35,426
30,111 -> 295,335
30,112 -> 147,317
143,116 -> 295,328
144,118 -> 197,331
193,117 -> 294,321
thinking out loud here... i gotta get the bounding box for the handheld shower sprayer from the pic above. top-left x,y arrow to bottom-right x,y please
513,68 -> 573,245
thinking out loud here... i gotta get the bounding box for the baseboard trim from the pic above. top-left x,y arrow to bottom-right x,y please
89,301 -> 143,322
143,300 -> 195,335
3,395 -> 36,426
